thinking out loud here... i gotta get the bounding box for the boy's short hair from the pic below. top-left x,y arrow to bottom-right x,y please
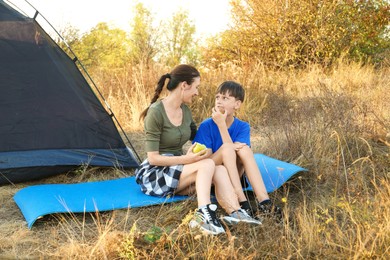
216,81 -> 245,102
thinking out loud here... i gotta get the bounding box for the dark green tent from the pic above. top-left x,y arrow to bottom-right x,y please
0,0 -> 139,184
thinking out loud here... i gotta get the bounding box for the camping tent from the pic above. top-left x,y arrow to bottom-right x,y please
0,0 -> 140,184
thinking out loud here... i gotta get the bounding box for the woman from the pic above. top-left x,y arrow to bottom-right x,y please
135,65 -> 259,235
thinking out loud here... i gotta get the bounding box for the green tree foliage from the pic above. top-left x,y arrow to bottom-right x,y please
159,9 -> 197,66
203,0 -> 390,67
129,3 -> 161,66
57,25 -> 81,58
70,22 -> 129,70
57,4 -> 201,70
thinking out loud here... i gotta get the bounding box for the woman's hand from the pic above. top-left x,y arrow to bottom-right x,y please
147,146 -> 210,166
185,143 -> 210,162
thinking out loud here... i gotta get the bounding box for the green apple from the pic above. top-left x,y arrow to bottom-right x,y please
193,142 -> 207,154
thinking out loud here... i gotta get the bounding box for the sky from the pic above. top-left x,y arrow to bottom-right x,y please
8,0 -> 232,38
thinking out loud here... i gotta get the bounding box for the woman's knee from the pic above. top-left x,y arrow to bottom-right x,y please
214,165 -> 228,176
213,165 -> 229,183
199,158 -> 215,172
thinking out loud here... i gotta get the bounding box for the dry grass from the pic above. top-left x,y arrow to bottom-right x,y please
1,62 -> 389,259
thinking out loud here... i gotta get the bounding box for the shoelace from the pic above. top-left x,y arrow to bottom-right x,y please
203,207 -> 212,222
206,207 -> 220,225
239,209 -> 251,218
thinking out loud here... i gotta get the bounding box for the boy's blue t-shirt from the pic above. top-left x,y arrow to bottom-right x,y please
193,117 -> 250,153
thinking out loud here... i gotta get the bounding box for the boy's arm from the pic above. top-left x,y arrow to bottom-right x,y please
217,121 -> 234,144
213,109 -> 251,148
234,122 -> 251,146
212,107 -> 234,144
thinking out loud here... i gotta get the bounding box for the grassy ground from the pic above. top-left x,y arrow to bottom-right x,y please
0,62 -> 389,259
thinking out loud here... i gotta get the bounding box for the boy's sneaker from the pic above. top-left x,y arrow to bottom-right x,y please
222,209 -> 262,225
189,204 -> 225,235
240,200 -> 258,219
258,200 -> 283,221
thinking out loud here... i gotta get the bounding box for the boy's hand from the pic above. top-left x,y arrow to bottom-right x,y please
212,106 -> 227,127
233,142 -> 247,151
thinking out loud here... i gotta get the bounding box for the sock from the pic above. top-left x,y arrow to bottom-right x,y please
240,200 -> 251,210
259,199 -> 271,206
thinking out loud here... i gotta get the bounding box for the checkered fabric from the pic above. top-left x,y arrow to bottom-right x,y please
135,158 -> 183,197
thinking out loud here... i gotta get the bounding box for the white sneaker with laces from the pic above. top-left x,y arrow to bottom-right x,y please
189,204 -> 225,235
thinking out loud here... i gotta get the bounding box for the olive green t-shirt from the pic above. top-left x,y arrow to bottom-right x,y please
144,100 -> 197,156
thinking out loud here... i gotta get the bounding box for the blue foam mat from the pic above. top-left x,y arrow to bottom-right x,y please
14,177 -> 189,229
245,153 -> 307,193
14,154 -> 307,228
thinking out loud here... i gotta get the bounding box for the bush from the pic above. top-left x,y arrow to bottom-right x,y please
203,0 -> 390,67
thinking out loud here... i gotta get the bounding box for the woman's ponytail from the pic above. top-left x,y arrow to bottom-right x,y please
139,73 -> 171,121
139,64 -> 200,121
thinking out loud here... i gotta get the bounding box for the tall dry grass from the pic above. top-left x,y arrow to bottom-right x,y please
0,62 -> 389,259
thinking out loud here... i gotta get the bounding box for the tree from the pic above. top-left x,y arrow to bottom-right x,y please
129,3 -> 161,66
70,22 -> 129,70
203,0 -> 390,67
56,24 -> 81,59
159,8 -> 197,66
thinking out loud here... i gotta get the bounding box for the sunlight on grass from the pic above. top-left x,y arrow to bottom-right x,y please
1,61 -> 389,259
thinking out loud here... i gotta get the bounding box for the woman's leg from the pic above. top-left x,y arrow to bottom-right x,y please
212,165 -> 240,214
236,146 -> 269,202
211,143 -> 247,202
180,159 -> 227,234
175,158 -> 215,207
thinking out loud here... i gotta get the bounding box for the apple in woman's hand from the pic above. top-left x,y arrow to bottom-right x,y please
193,142 -> 207,154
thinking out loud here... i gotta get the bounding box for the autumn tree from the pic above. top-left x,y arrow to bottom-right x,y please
203,0 -> 390,67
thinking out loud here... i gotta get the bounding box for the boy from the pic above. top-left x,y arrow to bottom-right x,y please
193,81 -> 282,220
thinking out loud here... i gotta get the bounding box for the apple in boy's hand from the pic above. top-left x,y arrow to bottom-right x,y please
216,106 -> 225,114
193,142 -> 207,154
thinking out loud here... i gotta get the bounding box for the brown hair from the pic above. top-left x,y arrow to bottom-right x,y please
216,81 -> 245,102
139,64 -> 200,121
